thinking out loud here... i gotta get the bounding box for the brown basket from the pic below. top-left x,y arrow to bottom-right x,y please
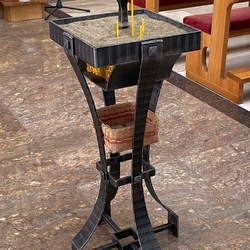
97,102 -> 159,153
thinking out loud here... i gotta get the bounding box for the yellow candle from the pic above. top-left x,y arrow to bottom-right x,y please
131,0 -> 134,16
132,19 -> 135,37
142,18 -> 145,34
140,25 -> 143,40
131,0 -> 135,37
116,20 -> 119,37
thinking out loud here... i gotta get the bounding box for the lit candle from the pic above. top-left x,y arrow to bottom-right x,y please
142,18 -> 145,34
131,0 -> 135,37
116,20 -> 119,37
140,25 -> 143,40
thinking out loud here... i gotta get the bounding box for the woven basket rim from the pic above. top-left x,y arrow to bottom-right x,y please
96,102 -> 159,153
97,102 -> 159,128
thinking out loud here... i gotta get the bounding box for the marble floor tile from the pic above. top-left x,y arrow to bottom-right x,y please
0,2 -> 250,249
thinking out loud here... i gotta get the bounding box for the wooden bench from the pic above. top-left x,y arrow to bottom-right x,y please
1,0 -> 45,22
128,0 -> 214,12
183,0 -> 250,104
228,67 -> 250,84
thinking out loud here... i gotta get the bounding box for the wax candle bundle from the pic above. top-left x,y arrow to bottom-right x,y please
86,64 -> 114,80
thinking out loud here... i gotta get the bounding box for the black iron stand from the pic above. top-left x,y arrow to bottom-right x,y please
45,0 -> 90,20
63,33 -> 180,250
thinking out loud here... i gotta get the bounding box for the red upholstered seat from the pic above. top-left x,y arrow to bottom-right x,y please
130,0 -> 145,7
183,7 -> 250,34
129,0 -> 207,7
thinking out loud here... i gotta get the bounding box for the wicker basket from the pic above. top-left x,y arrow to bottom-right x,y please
97,102 -> 159,153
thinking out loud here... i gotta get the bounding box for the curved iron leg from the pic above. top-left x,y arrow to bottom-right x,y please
131,40 -> 164,250
143,81 -> 179,237
143,146 -> 179,237
72,178 -> 108,250
102,91 -> 121,218
63,33 -> 109,250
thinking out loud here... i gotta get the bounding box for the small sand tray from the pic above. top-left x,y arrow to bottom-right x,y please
49,9 -> 201,68
97,103 -> 159,153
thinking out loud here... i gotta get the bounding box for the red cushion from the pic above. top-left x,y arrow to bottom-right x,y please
129,0 -> 145,7
183,7 -> 250,34
128,0 -> 204,8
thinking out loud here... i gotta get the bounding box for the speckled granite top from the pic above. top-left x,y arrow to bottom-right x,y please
60,14 -> 186,47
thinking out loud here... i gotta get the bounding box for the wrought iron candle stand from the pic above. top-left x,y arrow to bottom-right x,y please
49,2 -> 200,249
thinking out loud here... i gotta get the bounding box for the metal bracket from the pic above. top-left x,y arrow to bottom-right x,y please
63,32 -> 75,57
134,175 -> 142,184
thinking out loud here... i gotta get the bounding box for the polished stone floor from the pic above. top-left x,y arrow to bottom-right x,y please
1,3 -> 250,250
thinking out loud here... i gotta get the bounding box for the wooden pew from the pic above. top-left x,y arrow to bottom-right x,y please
128,0 -> 214,12
184,0 -> 250,104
